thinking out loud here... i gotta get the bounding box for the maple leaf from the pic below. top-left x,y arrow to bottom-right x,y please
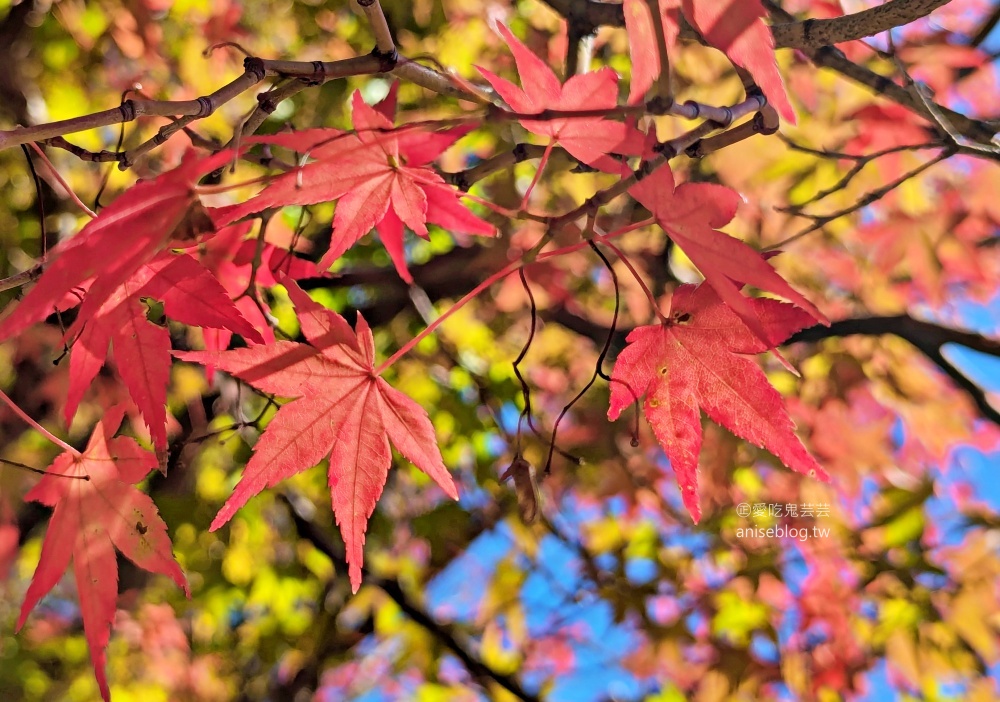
16,405 -> 188,701
608,283 -> 828,522
623,0 -> 795,122
478,24 -> 647,172
62,252 -> 263,450
629,163 -> 826,345
0,149 -> 234,342
212,82 -> 494,283
175,280 -> 457,591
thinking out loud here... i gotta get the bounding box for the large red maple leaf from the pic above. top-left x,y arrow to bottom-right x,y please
608,283 -> 828,522
16,406 -> 188,701
62,252 -> 263,449
176,280 -> 457,591
213,82 -> 494,283
624,0 -> 795,122
0,149 -> 234,342
629,163 -> 826,345
478,23 -> 647,172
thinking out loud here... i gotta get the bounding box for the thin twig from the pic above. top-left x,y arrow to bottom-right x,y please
767,148 -> 953,249
643,0 -> 672,102
356,0 -> 395,55
777,136 -> 944,212
513,269 -> 539,450
0,388 -> 81,457
542,241 -> 620,475
25,142 -> 97,218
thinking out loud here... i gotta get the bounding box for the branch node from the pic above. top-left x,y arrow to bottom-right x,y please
372,46 -> 399,72
648,95 -> 675,115
801,17 -> 817,44
653,141 -> 677,158
716,107 -> 734,128
635,159 -> 660,181
118,100 -> 136,123
302,60 -> 327,86
195,96 -> 214,118
256,93 -> 278,114
753,111 -> 778,135
243,56 -> 267,82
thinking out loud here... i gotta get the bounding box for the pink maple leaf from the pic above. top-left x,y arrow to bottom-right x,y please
609,283 -> 828,521
175,280 -> 456,591
16,406 -> 188,701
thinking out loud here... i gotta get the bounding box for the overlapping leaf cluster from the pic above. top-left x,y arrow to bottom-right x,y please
2,85 -> 491,697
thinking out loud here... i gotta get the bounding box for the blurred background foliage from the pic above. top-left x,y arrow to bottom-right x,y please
1,0 -> 1000,700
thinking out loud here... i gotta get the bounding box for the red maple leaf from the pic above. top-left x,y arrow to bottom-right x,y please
16,406 -> 188,701
213,82 -> 494,283
62,252 -> 263,449
629,163 -> 826,344
478,23 -> 647,172
175,280 -> 457,591
608,283 -> 828,522
0,149 -> 234,342
623,0 -> 795,122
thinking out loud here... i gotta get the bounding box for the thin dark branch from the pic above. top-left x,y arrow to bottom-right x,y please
541,0 -> 952,49
767,148 -> 953,249
969,5 -> 1000,48
760,0 -> 999,150
787,315 -> 1000,425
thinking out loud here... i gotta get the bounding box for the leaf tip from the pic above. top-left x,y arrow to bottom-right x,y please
349,564 -> 363,594
809,463 -> 831,484
683,494 -> 703,525
173,569 -> 192,598
208,510 -> 233,532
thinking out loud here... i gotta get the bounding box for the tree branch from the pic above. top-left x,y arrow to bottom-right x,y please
541,0 -> 951,48
770,0 -> 952,49
767,147 -> 954,249
787,315 -> 1000,425
0,53 -> 481,155
760,0 -> 1000,149
968,3 -> 1000,48
0,58 -> 267,152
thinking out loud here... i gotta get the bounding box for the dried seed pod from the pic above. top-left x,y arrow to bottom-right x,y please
501,455 -> 540,524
